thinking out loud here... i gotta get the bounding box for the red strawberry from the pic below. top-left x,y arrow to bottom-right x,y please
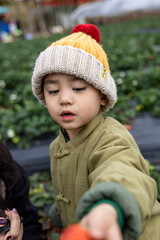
59,223 -> 95,240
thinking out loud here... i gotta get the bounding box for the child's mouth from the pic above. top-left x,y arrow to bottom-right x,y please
61,111 -> 75,121
63,113 -> 73,116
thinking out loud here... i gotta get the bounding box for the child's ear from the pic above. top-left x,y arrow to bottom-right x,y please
101,94 -> 108,106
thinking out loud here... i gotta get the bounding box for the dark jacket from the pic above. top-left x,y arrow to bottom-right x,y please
0,162 -> 43,240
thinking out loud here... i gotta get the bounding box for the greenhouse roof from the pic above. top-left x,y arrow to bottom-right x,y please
71,0 -> 160,20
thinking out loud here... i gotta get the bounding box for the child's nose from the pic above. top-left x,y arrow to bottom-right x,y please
59,92 -> 73,105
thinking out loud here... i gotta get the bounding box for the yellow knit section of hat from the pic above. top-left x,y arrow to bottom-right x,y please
49,32 -> 110,73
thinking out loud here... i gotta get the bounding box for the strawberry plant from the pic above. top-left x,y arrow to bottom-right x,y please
0,16 -> 160,147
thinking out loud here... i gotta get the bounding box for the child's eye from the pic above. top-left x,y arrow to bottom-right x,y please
48,90 -> 59,94
73,88 -> 85,92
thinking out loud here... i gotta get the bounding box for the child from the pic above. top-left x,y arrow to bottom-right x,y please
32,24 -> 160,240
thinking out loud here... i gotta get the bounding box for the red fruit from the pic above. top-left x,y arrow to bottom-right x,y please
59,223 -> 94,240
126,124 -> 132,131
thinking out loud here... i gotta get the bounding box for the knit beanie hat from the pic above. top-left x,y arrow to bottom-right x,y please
32,24 -> 117,111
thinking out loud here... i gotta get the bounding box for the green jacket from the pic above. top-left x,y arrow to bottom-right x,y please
49,112 -> 160,240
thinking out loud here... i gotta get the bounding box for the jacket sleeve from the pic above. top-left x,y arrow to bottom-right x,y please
48,204 -> 63,228
76,127 -> 157,240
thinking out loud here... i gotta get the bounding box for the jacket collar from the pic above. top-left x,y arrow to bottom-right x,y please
59,111 -> 103,150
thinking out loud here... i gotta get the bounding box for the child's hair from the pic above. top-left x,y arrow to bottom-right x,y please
32,24 -> 117,111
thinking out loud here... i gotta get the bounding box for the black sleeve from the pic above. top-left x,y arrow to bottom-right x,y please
7,163 -> 43,240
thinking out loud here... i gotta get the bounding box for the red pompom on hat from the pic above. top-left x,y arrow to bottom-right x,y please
72,24 -> 100,44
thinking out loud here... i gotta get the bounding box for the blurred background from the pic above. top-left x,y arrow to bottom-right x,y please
1,0 -> 160,41
0,1 -> 160,238
0,0 -> 100,42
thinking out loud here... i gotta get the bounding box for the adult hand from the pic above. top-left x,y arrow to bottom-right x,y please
2,209 -> 23,240
80,204 -> 123,240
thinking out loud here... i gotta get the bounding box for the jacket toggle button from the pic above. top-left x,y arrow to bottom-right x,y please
56,192 -> 70,204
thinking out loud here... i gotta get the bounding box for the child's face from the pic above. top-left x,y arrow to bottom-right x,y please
43,73 -> 106,140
